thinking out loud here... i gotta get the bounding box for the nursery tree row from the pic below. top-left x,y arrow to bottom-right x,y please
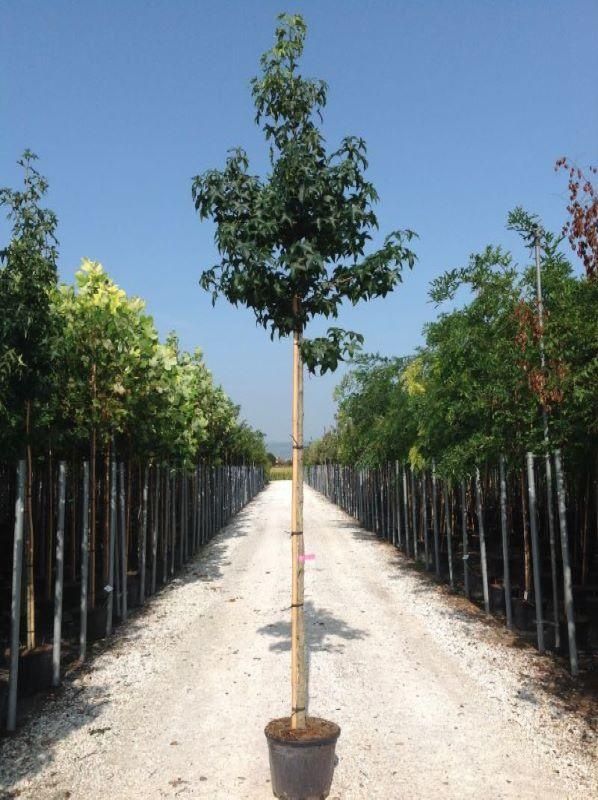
306,210 -> 596,476
1,152 -> 269,468
2,457 -> 265,730
305,456 -> 587,677
305,209 -> 597,672
0,152 -> 269,725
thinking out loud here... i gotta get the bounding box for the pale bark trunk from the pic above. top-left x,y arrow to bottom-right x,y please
290,321 -> 306,730
89,427 -> 97,609
25,400 -> 36,650
89,362 -> 97,609
103,445 -> 111,583
521,470 -> 532,597
45,450 -> 53,600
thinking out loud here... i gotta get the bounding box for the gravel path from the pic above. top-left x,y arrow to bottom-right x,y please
1,481 -> 596,800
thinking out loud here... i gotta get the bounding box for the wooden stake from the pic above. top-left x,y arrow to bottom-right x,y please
461,481 -> 470,598
170,470 -> 176,576
521,470 -> 532,598
193,466 -> 199,552
7,461 -> 26,732
139,466 -> 148,604
25,402 -> 36,650
422,471 -> 430,569
52,462 -> 66,687
291,321 -> 306,731
412,471 -> 418,559
103,447 -> 110,585
89,369 -> 97,609
106,460 -> 116,639
526,453 -> 545,652
394,461 -> 401,546
432,462 -> 440,577
45,451 -> 53,601
80,461 -> 90,662
162,468 -> 168,584
151,464 -> 159,595
70,462 -> 77,584
554,450 -> 578,675
499,456 -> 513,629
544,453 -> 560,649
475,467 -> 490,615
444,482 -> 454,589
402,465 -> 409,551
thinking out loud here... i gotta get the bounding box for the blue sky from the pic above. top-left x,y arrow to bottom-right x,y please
2,1 -> 597,443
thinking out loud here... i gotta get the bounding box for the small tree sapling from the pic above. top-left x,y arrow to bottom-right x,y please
192,13 -> 416,731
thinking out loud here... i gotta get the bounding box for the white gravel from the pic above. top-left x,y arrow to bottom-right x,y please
1,481 -> 596,799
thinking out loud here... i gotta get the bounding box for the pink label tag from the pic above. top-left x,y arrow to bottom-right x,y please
299,553 -> 315,562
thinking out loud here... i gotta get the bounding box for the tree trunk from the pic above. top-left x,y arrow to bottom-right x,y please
103,444 -> 111,584
7,461 -> 26,731
52,462 -> 67,687
70,460 -> 77,583
581,473 -> 590,585
45,450 -> 53,600
89,362 -> 97,609
126,457 -> 132,557
80,461 -> 90,662
89,427 -> 97,609
521,470 -> 532,598
291,322 -> 306,730
554,450 -> 578,676
25,400 -> 36,650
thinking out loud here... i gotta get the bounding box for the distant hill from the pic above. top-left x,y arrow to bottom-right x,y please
266,440 -> 291,461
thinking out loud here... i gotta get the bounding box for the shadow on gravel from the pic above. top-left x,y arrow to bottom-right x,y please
175,497 -> 267,586
258,602 -> 368,711
335,522 -> 375,543
339,517 -> 598,739
0,677 -> 110,797
258,601 -> 368,656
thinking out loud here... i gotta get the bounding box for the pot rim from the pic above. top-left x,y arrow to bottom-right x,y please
265,717 -> 340,747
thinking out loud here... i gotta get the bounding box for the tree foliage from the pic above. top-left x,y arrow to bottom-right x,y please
308,211 -> 597,477
556,158 -> 597,281
192,13 -> 416,373
0,151 -> 61,451
0,156 -> 268,467
49,262 -> 269,466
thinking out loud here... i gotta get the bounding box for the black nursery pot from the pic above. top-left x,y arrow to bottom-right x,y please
18,644 -> 53,696
513,598 -> 536,631
87,606 -> 109,641
265,717 -> 341,800
489,583 -> 506,613
126,575 -> 140,610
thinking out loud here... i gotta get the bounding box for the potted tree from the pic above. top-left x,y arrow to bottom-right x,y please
1,151 -> 60,693
192,14 -> 416,799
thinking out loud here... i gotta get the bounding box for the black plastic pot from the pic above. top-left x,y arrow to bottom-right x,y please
0,680 -> 7,726
18,644 -> 53,697
87,606 -> 109,641
489,583 -> 506,613
126,575 -> 140,610
513,598 -> 536,631
265,717 -> 340,800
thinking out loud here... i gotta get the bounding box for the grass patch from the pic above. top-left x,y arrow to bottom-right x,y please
269,465 -> 293,480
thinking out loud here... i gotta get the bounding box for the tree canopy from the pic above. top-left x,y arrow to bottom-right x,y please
0,151 -> 61,451
1,154 -> 268,467
306,211 -> 597,477
192,13 -> 416,374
